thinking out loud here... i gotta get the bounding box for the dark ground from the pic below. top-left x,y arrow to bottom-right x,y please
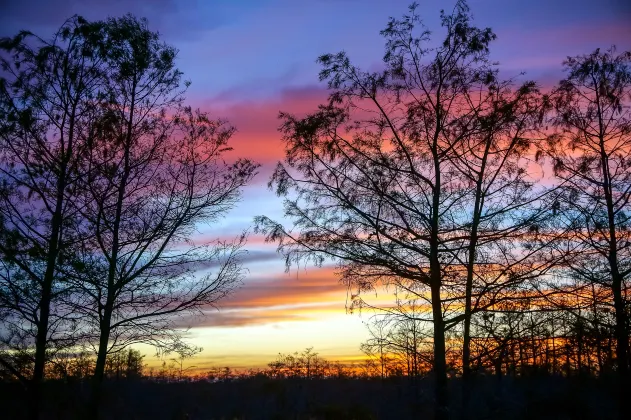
0,375 -> 619,419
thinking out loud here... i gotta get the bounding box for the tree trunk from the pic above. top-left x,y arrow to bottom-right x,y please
29,286 -> 51,420
89,304 -> 113,418
612,271 -> 628,418
599,131 -> 628,418
431,280 -> 449,420
89,78 -> 135,417
462,187 -> 483,414
462,134 -> 490,417
28,165 -> 68,420
430,133 -> 449,419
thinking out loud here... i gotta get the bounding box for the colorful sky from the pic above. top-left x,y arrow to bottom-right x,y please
2,0 -> 630,371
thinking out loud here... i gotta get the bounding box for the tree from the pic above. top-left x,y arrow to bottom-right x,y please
446,74 -> 549,386
102,348 -> 145,380
0,17 -> 107,419
360,296 -> 434,380
1,15 -> 258,418
543,46 -> 631,417
169,344 -> 202,381
266,347 -> 329,379
48,15 -> 258,414
255,2 -> 546,417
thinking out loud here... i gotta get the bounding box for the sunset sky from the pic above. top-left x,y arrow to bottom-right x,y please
2,0 -> 630,371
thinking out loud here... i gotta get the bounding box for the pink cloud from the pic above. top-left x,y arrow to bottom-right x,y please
191,86 -> 329,166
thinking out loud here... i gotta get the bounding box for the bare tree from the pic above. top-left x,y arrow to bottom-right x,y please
0,17 -> 107,419
360,295 -> 434,380
169,344 -> 202,381
254,2 -> 543,417
49,16 -> 259,414
445,73 -> 552,390
1,15 -> 257,417
543,46 -> 631,417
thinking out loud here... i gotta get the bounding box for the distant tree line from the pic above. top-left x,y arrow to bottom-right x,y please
255,1 -> 631,419
0,348 -> 145,383
0,346 -> 385,384
0,14 -> 256,419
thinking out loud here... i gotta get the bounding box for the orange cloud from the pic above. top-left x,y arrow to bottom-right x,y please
221,266 -> 346,310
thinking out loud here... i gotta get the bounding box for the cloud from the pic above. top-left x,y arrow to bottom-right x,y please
195,85 -> 330,167
222,266 -> 346,310
178,249 -> 284,274
184,303 -> 340,328
0,0 -> 227,40
493,20 -> 631,79
175,261 -> 400,329
170,265 -> 352,328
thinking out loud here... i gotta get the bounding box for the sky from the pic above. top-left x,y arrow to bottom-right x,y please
1,0 -> 630,371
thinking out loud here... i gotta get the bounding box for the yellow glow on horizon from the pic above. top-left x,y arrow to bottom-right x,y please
141,305 -> 375,372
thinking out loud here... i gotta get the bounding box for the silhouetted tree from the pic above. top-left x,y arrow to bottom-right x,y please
47,350 -> 95,380
256,2 -> 548,417
0,17 -> 107,419
43,16 -> 259,415
445,70 -> 553,408
169,344 -> 202,381
1,14 -> 257,418
105,348 -> 145,380
265,347 -> 343,379
360,294 -> 433,380
542,46 -> 631,417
